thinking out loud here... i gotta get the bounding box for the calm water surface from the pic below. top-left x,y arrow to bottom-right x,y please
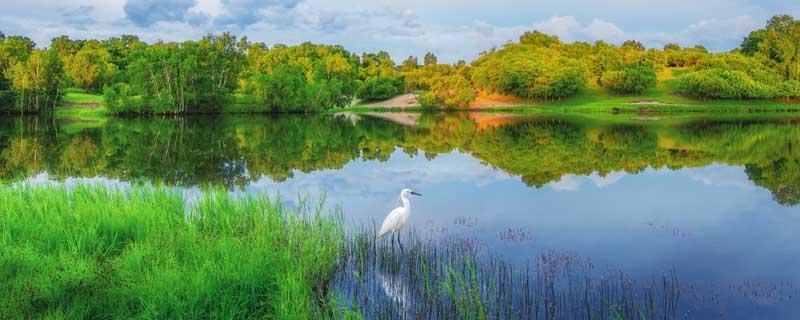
2,113 -> 799,318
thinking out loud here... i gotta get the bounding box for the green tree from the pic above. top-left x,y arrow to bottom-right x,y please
756,15 -> 800,81
66,42 -> 117,92
740,29 -> 767,56
9,49 -> 64,112
400,56 -> 418,72
356,76 -> 404,102
472,44 -> 585,100
621,40 -> 645,51
249,64 -> 309,112
423,52 -> 438,65
519,30 -> 561,48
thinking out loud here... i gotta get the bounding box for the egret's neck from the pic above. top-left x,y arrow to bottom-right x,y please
400,195 -> 410,209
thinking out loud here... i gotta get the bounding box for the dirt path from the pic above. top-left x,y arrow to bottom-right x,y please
360,93 -> 419,108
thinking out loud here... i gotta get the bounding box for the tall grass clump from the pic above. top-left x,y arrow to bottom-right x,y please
0,183 -> 344,319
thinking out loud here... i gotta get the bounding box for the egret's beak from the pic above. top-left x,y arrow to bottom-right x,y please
410,191 -> 422,196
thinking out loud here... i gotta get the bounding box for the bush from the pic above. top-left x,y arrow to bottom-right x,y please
677,69 -> 776,99
600,60 -> 657,94
103,83 -> 143,114
429,74 -> 475,108
356,76 -> 404,102
418,91 -> 439,109
471,45 -> 586,100
247,64 -> 311,112
776,80 -> 800,99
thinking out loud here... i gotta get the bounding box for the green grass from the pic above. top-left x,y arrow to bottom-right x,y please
54,88 -> 110,129
61,88 -> 105,105
0,183 -> 345,319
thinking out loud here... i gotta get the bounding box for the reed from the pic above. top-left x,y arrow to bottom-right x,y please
330,225 -> 681,320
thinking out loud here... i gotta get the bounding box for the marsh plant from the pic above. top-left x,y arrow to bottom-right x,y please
329,225 -> 681,320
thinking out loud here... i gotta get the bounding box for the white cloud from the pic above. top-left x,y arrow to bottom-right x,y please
685,165 -> 756,190
0,0 -> 791,61
549,171 -> 628,191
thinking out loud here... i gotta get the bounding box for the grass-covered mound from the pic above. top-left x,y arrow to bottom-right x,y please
0,184 -> 344,319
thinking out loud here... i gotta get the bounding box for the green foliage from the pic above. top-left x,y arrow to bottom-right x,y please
428,74 -> 475,108
103,83 -> 143,113
242,42 -> 359,112
419,91 -> 439,109
600,60 -> 657,94
112,37 -> 239,114
740,29 -> 767,56
356,76 -> 404,102
423,52 -> 438,65
472,44 -> 586,100
0,184 -> 344,319
8,49 -> 64,112
678,52 -> 800,99
519,30 -> 561,48
621,40 -> 645,51
65,41 -> 117,93
750,15 -> 800,81
677,69 -> 776,99
664,45 -> 708,67
248,64 -> 311,112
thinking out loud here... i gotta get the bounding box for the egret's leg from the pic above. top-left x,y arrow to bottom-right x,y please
398,231 -> 404,254
391,232 -> 396,252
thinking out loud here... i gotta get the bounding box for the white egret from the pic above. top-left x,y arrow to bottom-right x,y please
378,188 -> 422,238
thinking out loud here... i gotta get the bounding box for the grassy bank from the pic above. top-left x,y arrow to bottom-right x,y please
55,89 -> 109,123
0,184 -> 344,319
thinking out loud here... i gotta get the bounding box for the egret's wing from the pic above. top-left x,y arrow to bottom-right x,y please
378,207 -> 404,237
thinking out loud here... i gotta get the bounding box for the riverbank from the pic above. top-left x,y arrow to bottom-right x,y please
0,183 -> 345,319
50,69 -> 800,122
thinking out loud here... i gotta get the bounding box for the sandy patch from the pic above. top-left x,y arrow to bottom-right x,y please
360,93 -> 419,108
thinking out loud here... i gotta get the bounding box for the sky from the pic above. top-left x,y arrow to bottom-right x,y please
1,0 -> 799,63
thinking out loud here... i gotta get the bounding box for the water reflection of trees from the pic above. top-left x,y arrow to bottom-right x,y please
0,114 -> 798,205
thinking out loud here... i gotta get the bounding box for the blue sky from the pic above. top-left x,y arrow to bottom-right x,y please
1,0 -> 799,62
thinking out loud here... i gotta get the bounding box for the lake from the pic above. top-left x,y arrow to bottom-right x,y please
2,112 -> 799,318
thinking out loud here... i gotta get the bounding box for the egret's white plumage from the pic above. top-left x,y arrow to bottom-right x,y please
378,188 -> 421,237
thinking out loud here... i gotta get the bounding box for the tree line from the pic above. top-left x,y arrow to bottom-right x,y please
0,14 -> 799,114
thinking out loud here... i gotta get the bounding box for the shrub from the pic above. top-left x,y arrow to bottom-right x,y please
471,45 -> 586,100
103,83 -> 143,114
418,91 -> 439,109
356,76 -> 404,102
247,64 -> 311,112
429,74 -> 475,108
677,69 -> 776,99
600,60 -> 657,94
